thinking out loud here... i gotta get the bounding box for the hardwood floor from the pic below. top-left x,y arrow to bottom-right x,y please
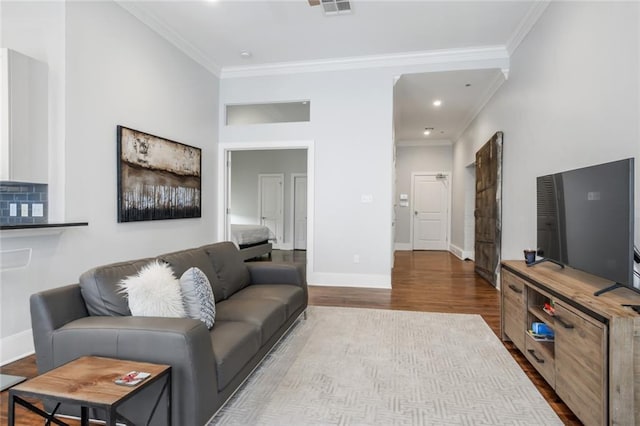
1,250 -> 581,425
310,250 -> 581,425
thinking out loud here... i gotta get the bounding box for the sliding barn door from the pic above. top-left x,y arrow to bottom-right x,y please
474,132 -> 503,287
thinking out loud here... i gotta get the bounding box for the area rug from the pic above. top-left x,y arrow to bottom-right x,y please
210,306 -> 562,425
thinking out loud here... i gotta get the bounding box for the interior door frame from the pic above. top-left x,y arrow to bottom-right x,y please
218,141 -> 314,280
258,173 -> 284,248
290,173 -> 307,250
409,171 -> 452,251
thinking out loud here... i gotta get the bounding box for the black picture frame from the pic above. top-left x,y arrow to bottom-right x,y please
117,125 -> 201,222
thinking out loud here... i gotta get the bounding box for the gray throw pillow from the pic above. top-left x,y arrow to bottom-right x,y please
180,267 -> 216,329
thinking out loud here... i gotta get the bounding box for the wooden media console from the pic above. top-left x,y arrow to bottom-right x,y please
501,260 -> 640,426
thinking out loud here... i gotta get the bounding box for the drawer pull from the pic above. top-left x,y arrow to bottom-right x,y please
527,349 -> 545,364
508,284 -> 523,294
555,316 -> 574,329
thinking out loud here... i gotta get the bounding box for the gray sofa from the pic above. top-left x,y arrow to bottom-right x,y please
30,241 -> 307,426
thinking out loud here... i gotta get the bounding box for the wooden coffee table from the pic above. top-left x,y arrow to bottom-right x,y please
7,356 -> 171,426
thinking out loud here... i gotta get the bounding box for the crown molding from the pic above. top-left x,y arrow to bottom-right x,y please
220,46 -> 510,79
395,139 -> 453,148
453,71 -> 506,143
115,0 -> 511,80
506,1 -> 551,55
115,1 -> 222,77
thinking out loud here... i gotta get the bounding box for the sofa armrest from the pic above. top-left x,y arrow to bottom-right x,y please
52,316 -> 217,426
246,262 -> 306,287
30,284 -> 89,373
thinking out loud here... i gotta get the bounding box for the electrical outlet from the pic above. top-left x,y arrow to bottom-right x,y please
32,203 -> 44,217
9,203 -> 17,216
21,204 -> 29,217
353,254 -> 360,264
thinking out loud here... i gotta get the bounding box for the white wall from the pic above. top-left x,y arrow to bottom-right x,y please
452,2 -> 640,268
220,69 -> 395,288
394,143 -> 453,246
230,149 -> 307,248
0,1 -> 219,364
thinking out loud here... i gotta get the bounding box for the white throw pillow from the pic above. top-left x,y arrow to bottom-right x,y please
180,267 -> 216,329
118,260 -> 186,318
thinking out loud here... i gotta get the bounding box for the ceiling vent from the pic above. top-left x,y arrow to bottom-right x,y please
309,0 -> 352,15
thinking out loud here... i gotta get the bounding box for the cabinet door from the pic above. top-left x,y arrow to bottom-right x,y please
1,48 -> 48,183
501,270 -> 526,351
555,302 -> 607,426
524,334 -> 555,387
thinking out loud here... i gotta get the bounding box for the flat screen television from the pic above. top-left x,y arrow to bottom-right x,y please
535,158 -> 635,296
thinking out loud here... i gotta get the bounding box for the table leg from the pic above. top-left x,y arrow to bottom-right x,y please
80,406 -> 89,426
105,407 -> 116,426
167,373 -> 172,426
8,391 -> 15,426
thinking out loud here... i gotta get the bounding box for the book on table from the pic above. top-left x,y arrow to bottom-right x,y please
114,371 -> 151,386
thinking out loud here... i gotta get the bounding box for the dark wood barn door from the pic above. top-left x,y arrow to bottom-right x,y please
474,132 -> 503,287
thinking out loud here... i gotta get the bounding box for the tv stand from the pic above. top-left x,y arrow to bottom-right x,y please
526,257 -> 565,268
501,260 -> 640,426
594,282 -> 624,297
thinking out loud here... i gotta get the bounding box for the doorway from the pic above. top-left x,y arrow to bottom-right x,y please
411,172 -> 450,250
218,141 -> 315,276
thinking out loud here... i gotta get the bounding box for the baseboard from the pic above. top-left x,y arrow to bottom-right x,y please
394,243 -> 412,251
273,243 -> 293,251
1,329 -> 34,366
449,244 -> 474,261
308,272 -> 391,289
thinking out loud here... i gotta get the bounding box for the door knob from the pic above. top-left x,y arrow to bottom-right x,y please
414,211 -> 418,216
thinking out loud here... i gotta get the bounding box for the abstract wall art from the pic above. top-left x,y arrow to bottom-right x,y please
117,126 -> 201,222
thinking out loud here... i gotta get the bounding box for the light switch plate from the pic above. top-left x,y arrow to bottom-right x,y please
399,193 -> 408,200
21,204 -> 29,217
32,203 -> 44,217
361,194 -> 373,203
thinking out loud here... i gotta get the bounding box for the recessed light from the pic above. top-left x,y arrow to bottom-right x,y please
433,100 -> 442,107
424,127 -> 434,136
240,50 -> 252,58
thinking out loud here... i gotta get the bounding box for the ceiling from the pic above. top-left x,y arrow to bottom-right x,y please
119,0 -> 544,144
393,69 -> 505,143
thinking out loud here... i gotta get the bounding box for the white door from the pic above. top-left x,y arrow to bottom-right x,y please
412,173 -> 449,250
259,174 -> 284,248
293,175 -> 307,250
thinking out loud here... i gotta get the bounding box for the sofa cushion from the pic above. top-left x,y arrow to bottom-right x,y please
202,242 -> 250,299
80,258 -> 154,316
159,248 -> 225,302
179,267 -> 216,329
118,260 -> 186,318
230,285 -> 305,318
209,321 -> 260,391
215,298 -> 286,345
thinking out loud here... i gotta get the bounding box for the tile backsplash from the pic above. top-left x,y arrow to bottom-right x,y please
0,181 -> 48,225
